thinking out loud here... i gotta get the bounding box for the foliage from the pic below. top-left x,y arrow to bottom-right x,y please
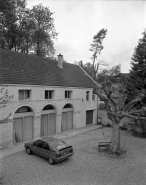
89,28 -> 108,80
30,4 -> 58,57
0,0 -> 27,50
0,85 -> 13,123
0,0 -> 57,57
97,64 -> 121,84
125,29 -> 146,135
127,29 -> 146,103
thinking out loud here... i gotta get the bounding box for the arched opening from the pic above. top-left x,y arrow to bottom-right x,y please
43,104 -> 55,110
41,104 -> 56,136
63,104 -> 73,109
13,106 -> 34,144
61,103 -> 74,131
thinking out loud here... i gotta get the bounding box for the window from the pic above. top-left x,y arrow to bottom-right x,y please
42,142 -> 50,150
16,106 -> 32,113
65,91 -> 72,99
64,104 -> 72,108
86,91 -> 90,101
19,90 -> 31,100
43,105 -> 54,110
92,91 -> 95,100
34,140 -> 43,148
45,90 -> 54,99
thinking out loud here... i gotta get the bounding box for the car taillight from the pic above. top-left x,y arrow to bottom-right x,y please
57,154 -> 61,158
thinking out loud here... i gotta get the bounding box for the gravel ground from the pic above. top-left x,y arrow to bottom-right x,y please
1,128 -> 146,185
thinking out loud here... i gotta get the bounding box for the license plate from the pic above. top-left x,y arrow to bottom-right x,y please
63,151 -> 69,155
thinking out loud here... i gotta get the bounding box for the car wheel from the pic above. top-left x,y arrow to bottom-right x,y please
48,158 -> 54,165
26,147 -> 31,155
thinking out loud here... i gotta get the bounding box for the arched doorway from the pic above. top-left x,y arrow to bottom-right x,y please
13,106 -> 34,143
41,104 -> 56,136
61,103 -> 73,131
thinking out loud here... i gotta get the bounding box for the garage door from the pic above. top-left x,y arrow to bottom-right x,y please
61,111 -> 73,131
14,116 -> 33,143
14,118 -> 23,143
41,113 -> 56,136
86,110 -> 93,125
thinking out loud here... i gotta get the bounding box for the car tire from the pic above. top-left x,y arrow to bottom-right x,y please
26,147 -> 31,155
48,158 -> 54,165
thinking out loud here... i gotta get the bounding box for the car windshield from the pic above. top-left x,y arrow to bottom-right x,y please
52,141 -> 66,150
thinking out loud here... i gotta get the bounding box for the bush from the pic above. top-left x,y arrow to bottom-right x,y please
132,119 -> 146,137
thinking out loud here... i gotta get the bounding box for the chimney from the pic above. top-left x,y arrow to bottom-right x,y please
57,53 -> 63,68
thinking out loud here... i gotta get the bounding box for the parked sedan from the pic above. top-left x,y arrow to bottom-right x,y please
24,137 -> 74,165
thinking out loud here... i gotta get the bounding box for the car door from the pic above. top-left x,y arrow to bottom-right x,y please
47,144 -> 56,160
31,140 -> 43,156
39,142 -> 51,159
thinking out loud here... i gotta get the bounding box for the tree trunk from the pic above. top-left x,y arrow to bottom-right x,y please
109,123 -> 121,154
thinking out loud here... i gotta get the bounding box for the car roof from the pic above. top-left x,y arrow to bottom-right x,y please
41,137 -> 62,144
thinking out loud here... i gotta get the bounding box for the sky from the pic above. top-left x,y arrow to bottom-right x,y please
27,0 -> 146,73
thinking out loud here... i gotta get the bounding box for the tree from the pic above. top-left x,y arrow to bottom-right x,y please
127,29 -> 146,103
0,0 -> 27,50
89,28 -> 108,80
125,29 -> 146,136
93,82 -> 146,154
0,1 -> 58,57
30,4 -> 58,57
97,64 -> 121,83
77,61 -> 94,77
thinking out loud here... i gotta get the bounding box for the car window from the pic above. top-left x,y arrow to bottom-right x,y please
52,141 -> 67,150
34,140 -> 43,148
42,142 -> 50,150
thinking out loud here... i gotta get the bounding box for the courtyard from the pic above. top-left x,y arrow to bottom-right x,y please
1,127 -> 146,185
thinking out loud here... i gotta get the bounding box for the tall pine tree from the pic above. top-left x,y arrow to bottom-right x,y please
128,29 -> 146,103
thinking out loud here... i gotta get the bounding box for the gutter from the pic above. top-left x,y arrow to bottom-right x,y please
76,63 -> 100,88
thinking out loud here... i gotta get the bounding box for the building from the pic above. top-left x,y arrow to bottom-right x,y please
0,49 -> 98,149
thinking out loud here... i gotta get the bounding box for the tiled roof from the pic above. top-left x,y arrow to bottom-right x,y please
0,49 -> 95,88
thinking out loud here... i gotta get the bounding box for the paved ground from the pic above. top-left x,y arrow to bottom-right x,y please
1,127 -> 146,185
0,125 -> 100,159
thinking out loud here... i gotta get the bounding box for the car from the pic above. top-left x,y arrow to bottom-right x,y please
24,137 -> 74,165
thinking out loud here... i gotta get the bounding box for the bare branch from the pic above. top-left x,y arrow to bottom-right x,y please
123,92 -> 145,112
93,86 -> 115,112
102,86 -> 117,110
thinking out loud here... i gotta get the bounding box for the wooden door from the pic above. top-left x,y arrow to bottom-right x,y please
48,113 -> 56,134
14,118 -> 23,143
86,110 -> 93,125
62,112 -> 67,131
67,111 -> 73,130
41,115 -> 48,136
23,116 -> 33,141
